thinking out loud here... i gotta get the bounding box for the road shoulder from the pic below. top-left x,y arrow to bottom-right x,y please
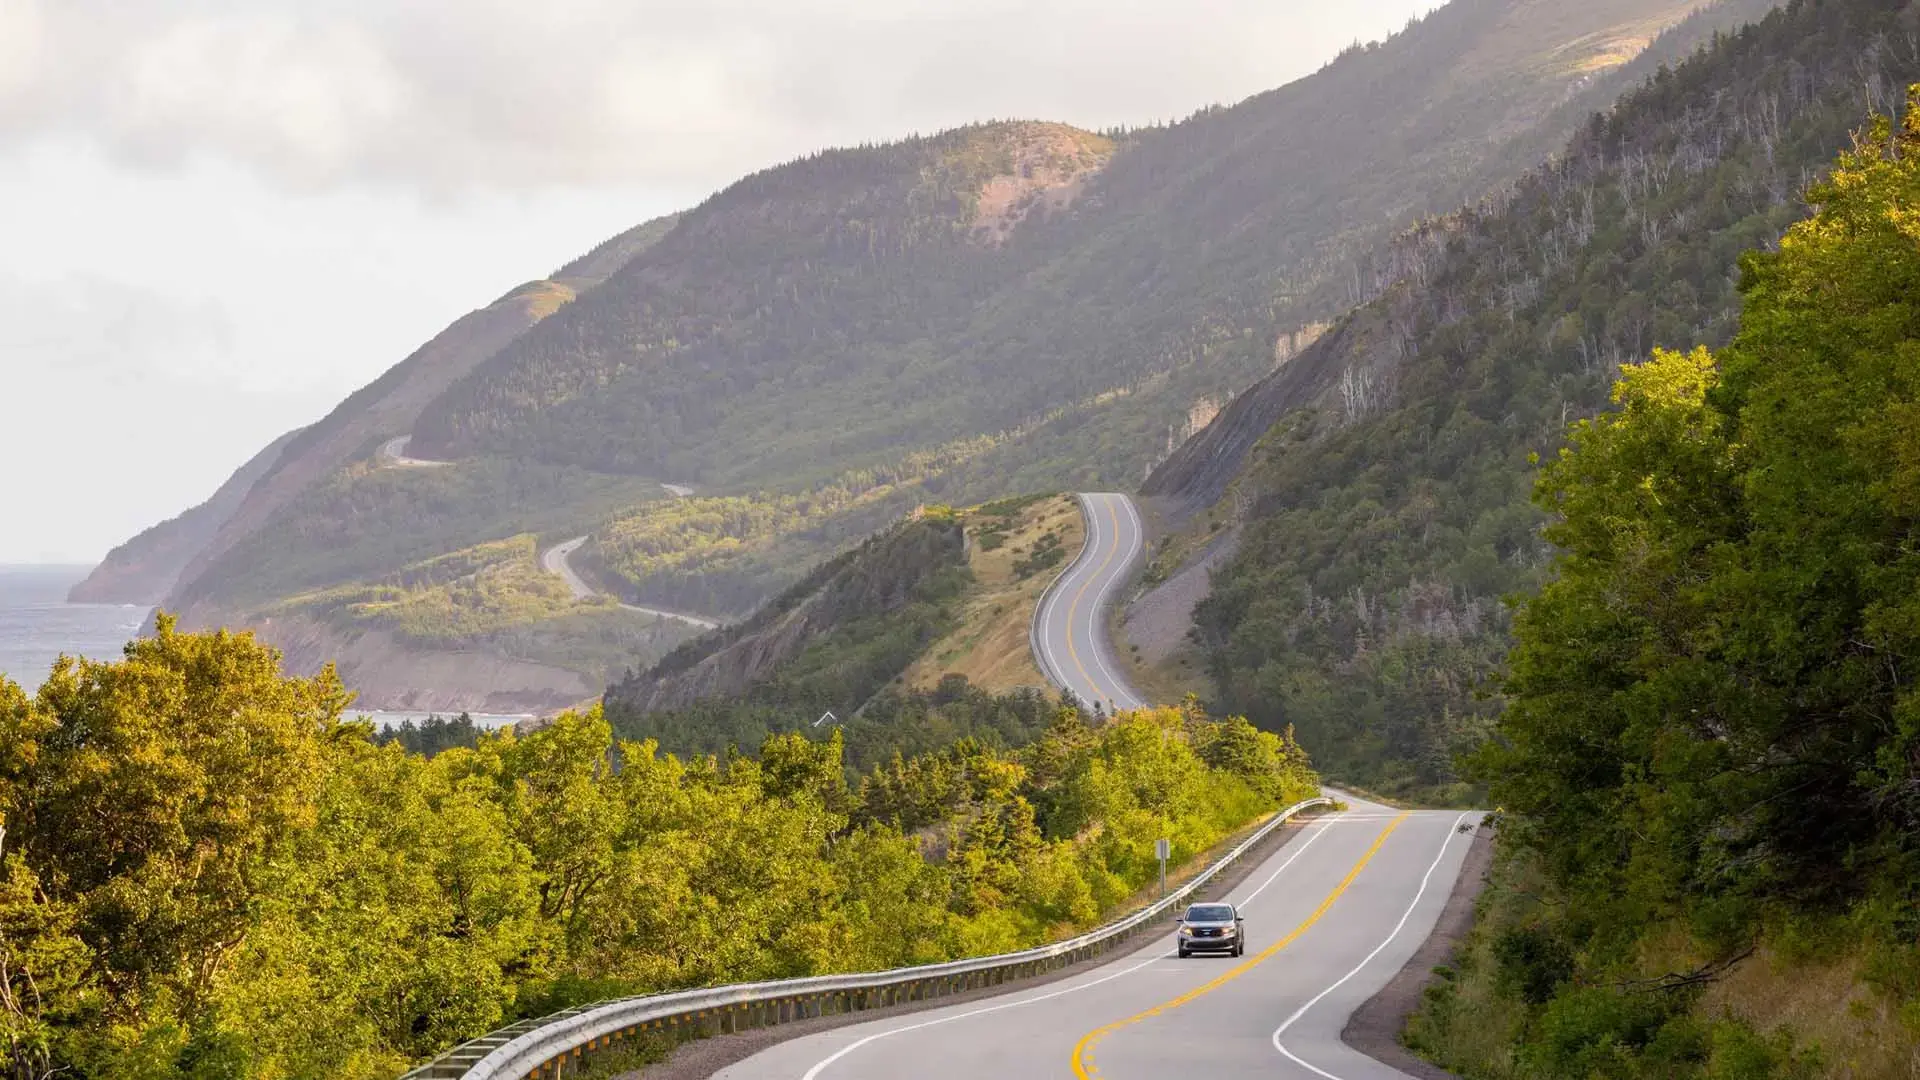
1337,822 -> 1495,1080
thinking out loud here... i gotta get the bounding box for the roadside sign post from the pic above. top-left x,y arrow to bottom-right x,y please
1155,837 -> 1170,899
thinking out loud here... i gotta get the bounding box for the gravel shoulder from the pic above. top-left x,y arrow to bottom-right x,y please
1121,523 -> 1240,665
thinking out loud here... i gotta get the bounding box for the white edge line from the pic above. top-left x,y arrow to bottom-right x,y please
795,955 -> 1163,1080
1042,493 -> 1102,709
1033,495 -> 1093,702
1238,821 -> 1332,906
1075,493 -> 1116,711
1116,494 -> 1150,712
1270,812 -> 1478,1080
1082,495 -> 1140,712
1077,494 -> 1146,713
1117,495 -> 1151,711
795,810 -> 1338,1080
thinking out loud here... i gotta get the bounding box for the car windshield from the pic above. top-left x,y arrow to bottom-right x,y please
1185,904 -> 1234,922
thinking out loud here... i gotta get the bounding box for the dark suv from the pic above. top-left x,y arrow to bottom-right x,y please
1176,902 -> 1245,958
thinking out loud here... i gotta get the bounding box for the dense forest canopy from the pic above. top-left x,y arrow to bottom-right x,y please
0,622 -> 1315,1079
1406,84 -> 1920,1080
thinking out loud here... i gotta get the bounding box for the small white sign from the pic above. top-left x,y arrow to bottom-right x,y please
1155,837 -> 1170,861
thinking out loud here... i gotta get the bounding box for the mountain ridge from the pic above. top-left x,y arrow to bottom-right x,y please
88,0 -> 1755,710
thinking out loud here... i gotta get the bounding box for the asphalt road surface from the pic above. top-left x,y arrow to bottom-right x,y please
713,794 -> 1482,1080
1033,492 -> 1151,713
540,536 -> 721,630
378,435 -> 451,468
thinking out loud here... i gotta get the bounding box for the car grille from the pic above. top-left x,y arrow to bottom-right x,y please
1194,928 -> 1222,937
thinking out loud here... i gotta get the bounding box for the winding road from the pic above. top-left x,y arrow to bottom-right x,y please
540,537 -> 721,630
714,793 -> 1481,1080
370,435 -> 715,629
1032,492 -> 1152,713
378,435 -> 451,468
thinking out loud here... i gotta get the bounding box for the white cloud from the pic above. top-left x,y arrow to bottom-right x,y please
0,275 -> 236,387
0,0 -> 1437,195
111,15 -> 408,179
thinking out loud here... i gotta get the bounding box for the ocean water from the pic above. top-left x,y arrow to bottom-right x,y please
0,566 -> 524,728
352,710 -> 526,730
0,565 -> 152,693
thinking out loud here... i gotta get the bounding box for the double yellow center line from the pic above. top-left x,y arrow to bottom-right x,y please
1070,813 -> 1410,1078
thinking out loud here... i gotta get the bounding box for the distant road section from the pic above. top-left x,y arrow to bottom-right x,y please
1032,493 -> 1151,713
542,536 -> 721,631
377,435 -> 451,468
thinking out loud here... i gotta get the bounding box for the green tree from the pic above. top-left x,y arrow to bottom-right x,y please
0,811 -> 98,1080
1457,87 -> 1920,1079
0,618 -> 349,1071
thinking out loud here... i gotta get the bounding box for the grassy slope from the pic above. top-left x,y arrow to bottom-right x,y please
267,534 -> 697,686
901,494 -> 1082,694
145,219 -> 684,677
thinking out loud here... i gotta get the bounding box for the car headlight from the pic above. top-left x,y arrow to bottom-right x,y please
1177,925 -> 1192,937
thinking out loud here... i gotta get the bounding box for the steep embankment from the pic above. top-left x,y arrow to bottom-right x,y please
605,512 -> 968,715
104,0 -> 1769,711
68,430 -> 299,604
900,494 -> 1082,695
114,220 -> 682,709
601,503 -> 1084,767
171,279 -> 601,612
1148,0 -> 1919,801
249,613 -> 599,714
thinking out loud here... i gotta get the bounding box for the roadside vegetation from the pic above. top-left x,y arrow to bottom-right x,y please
180,457 -> 670,611
1409,86 -> 1920,1078
0,620 -> 1316,1080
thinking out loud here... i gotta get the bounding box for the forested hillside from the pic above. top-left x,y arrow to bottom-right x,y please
0,623 -> 1315,1079
1180,0 -> 1920,800
602,502 -> 1074,767
606,510 -> 970,723
1410,80 -> 1920,1080
136,0 -> 1758,702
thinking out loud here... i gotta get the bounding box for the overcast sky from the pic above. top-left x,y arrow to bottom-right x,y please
0,0 -> 1435,565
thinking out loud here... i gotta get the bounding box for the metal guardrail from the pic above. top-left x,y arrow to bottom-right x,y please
401,795 -> 1332,1079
